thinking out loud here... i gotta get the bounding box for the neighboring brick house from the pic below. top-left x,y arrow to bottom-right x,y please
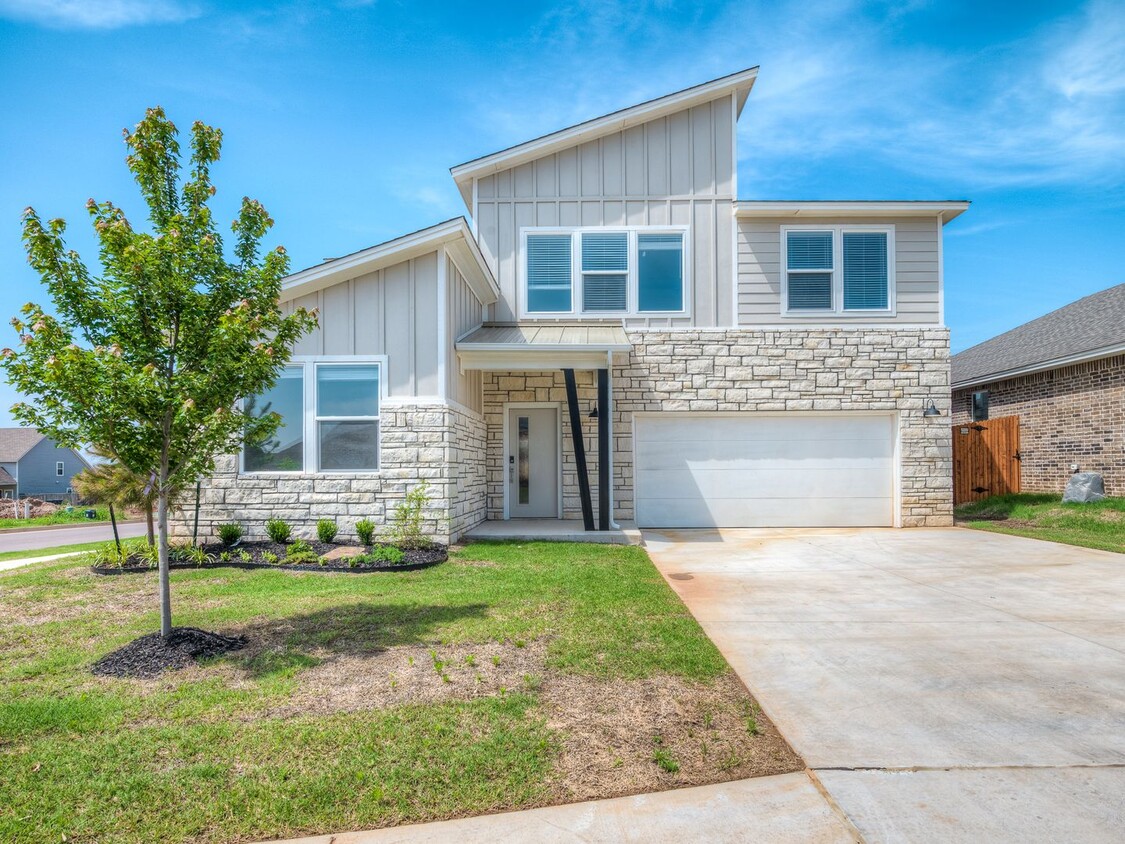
952,283 -> 1125,495
175,67 -> 969,543
0,427 -> 91,500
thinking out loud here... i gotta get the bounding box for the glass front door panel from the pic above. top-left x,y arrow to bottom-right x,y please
518,416 -> 530,504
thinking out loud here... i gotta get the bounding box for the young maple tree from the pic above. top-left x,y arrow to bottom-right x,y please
2,107 -> 316,637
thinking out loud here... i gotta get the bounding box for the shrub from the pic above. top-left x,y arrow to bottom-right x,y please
217,522 -> 242,546
261,551 -> 279,565
385,481 -> 432,549
287,538 -> 312,555
219,550 -> 232,563
355,518 -> 375,546
316,519 -> 338,543
266,518 -> 292,544
237,549 -> 253,563
368,545 -> 405,564
87,541 -> 134,568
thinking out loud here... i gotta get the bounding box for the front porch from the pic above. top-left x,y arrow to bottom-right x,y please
463,518 -> 642,545
456,322 -> 632,533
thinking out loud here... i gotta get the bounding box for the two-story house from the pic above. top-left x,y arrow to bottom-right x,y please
179,67 -> 967,543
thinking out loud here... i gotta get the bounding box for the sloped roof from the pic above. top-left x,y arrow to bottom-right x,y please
0,428 -> 45,462
0,466 -> 15,486
450,66 -> 759,206
952,283 -> 1125,388
457,322 -> 632,352
281,217 -> 498,305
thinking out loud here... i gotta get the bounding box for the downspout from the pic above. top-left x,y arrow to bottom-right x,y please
597,368 -> 610,531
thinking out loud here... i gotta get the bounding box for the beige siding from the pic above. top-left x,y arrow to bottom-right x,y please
737,216 -> 941,325
446,255 -> 485,413
476,96 -> 737,328
284,252 -> 440,397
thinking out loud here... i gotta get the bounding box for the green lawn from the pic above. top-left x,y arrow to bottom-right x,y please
0,541 -> 791,843
0,506 -> 111,530
956,493 -> 1125,553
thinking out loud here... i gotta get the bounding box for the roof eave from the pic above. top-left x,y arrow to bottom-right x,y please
281,218 -> 498,305
451,66 -> 760,208
734,201 -> 971,223
952,341 -> 1125,390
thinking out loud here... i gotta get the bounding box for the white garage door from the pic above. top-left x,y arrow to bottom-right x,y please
634,414 -> 895,528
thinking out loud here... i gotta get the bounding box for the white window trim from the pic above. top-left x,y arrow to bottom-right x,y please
780,225 -> 896,317
56,461 -> 64,476
240,355 -> 389,476
519,225 -> 692,320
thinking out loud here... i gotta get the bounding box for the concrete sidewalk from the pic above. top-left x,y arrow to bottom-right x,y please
269,773 -> 858,843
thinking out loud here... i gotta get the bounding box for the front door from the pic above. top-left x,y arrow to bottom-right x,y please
507,407 -> 559,518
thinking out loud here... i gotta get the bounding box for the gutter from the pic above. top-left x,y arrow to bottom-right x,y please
952,342 -> 1125,390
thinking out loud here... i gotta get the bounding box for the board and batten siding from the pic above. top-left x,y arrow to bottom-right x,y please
474,96 -> 737,328
737,216 -> 942,325
283,252 -> 440,397
447,255 -> 485,413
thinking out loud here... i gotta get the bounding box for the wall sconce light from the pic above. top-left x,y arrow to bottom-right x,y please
923,400 -> 941,417
588,403 -> 599,419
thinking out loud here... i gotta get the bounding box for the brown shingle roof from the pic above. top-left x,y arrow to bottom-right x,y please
0,428 -> 45,462
0,466 -> 15,486
952,283 -> 1125,387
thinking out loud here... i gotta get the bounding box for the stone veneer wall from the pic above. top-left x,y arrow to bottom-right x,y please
952,354 -> 1124,495
482,328 -> 954,527
171,402 -> 487,544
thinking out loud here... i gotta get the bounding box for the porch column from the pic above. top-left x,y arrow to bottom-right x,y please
598,368 -> 610,531
562,368 -> 595,531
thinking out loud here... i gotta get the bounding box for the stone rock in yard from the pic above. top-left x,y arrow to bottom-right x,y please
1062,472 -> 1106,504
321,545 -> 366,561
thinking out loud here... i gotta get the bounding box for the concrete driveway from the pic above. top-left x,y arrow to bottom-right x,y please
644,527 -> 1125,843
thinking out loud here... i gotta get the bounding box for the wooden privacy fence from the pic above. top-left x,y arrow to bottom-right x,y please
952,415 -> 1021,505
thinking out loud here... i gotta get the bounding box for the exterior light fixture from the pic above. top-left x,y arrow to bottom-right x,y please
589,403 -> 599,419
923,400 -> 941,417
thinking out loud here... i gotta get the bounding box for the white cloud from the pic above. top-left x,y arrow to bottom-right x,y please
464,0 -> 1125,195
0,0 -> 200,29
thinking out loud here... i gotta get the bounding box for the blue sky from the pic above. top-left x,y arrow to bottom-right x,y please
0,0 -> 1122,425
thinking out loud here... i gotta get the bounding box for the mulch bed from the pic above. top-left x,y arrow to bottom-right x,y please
92,627 -> 247,679
91,540 -> 447,576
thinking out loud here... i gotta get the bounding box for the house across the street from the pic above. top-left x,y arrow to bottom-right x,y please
0,427 -> 90,500
174,67 -> 970,543
952,283 -> 1125,496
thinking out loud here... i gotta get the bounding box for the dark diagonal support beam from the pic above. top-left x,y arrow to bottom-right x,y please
562,368 -> 595,532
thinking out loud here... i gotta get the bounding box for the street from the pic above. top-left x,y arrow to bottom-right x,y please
0,520 -> 148,553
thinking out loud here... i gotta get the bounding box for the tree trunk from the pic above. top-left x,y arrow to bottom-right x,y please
157,453 -> 172,638
146,505 -> 155,547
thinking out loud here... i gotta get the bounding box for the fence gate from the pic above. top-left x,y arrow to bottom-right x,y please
952,415 -> 1021,504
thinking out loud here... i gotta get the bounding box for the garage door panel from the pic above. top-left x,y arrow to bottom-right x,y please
634,414 -> 895,528
638,467 -> 892,500
636,438 -> 893,465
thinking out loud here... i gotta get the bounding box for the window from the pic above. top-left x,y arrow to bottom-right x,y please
638,233 -> 685,311
523,228 -> 686,316
581,232 -> 628,311
783,226 -> 894,314
244,366 -> 305,472
242,359 -> 384,474
316,364 -> 380,471
526,233 -> 572,313
55,461 -> 64,477
972,390 -> 989,422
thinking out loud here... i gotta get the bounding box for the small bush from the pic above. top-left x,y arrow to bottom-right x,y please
385,480 -> 432,549
219,550 -> 232,563
266,518 -> 292,544
356,545 -> 405,565
237,549 -> 253,563
288,538 -> 312,555
217,522 -> 242,546
355,518 -> 376,546
261,551 -> 280,565
316,519 -> 338,543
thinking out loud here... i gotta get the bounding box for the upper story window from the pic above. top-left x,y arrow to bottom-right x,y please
243,359 -> 383,474
782,226 -> 894,315
56,461 -> 64,476
524,227 -> 687,317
